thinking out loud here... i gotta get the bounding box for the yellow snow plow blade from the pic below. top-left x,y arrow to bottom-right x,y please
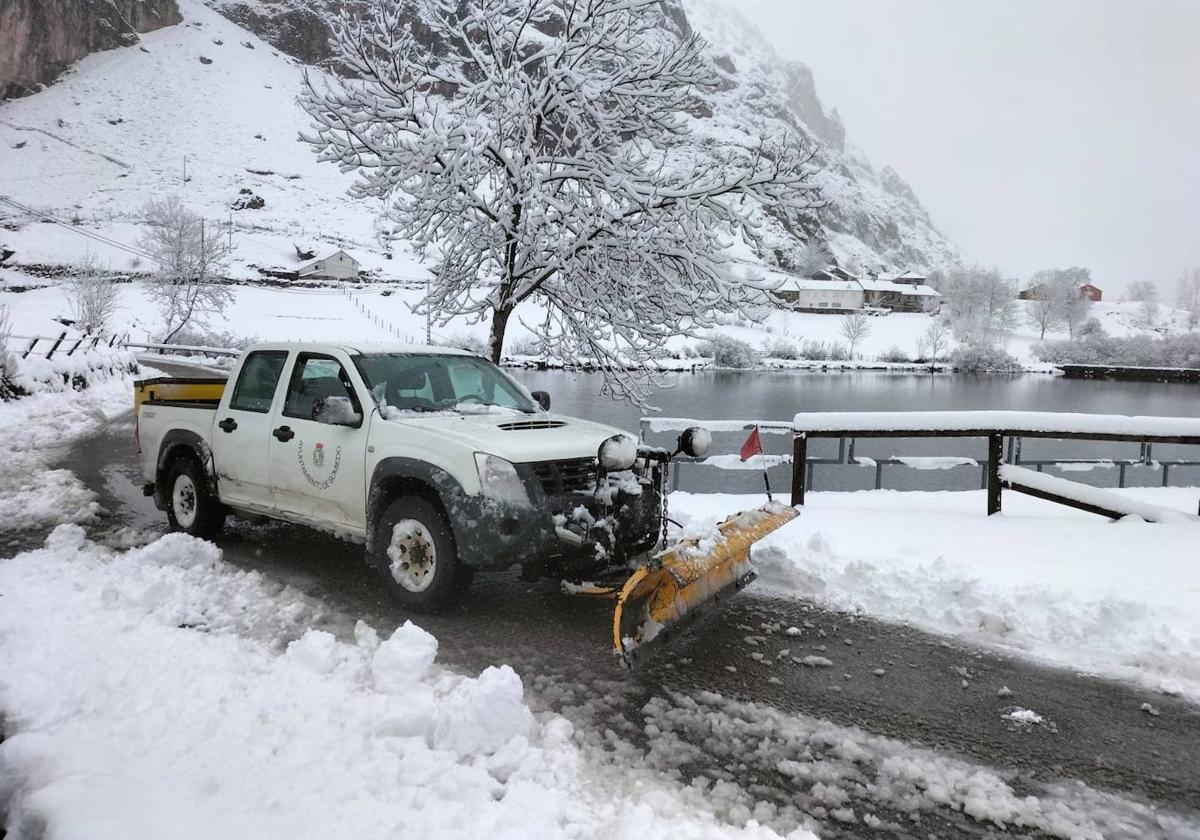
612,502 -> 799,666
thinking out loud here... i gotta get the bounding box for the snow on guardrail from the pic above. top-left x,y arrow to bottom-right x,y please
791,410 -> 1200,439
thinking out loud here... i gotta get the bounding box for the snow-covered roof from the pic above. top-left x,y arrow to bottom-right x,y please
859,279 -> 941,296
298,248 -> 359,272
245,341 -> 473,357
773,277 -> 862,293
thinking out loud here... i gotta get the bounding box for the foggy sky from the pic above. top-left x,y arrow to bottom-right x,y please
734,0 -> 1200,295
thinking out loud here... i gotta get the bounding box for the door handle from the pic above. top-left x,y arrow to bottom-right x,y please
218,417 -> 238,433
273,425 -> 295,442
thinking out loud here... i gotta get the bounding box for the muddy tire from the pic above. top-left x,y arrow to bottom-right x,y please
164,455 -> 225,539
370,496 -> 473,611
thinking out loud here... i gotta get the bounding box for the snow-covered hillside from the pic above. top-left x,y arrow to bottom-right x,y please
0,0 -> 399,280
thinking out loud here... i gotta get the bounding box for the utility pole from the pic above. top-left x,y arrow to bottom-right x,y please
182,155 -> 187,186
227,210 -> 233,249
425,276 -> 431,344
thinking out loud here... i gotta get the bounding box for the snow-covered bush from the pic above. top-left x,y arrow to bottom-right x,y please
702,334 -> 758,368
1034,332 -> 1200,368
799,339 -> 828,361
505,336 -> 541,357
168,327 -> 255,351
951,345 -> 1022,373
437,334 -> 487,356
11,347 -> 138,395
761,336 -> 800,360
64,254 -> 121,335
0,303 -> 23,400
827,341 -> 851,362
878,345 -> 911,363
1076,317 -> 1107,339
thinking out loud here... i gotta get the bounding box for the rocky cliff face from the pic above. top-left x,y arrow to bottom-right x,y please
0,0 -> 181,99
197,0 -> 956,272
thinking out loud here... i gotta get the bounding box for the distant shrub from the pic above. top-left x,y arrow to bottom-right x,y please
1034,332 -> 1200,368
878,345 -> 911,363
951,345 -> 1022,373
1075,317 -> 1107,339
506,336 -> 541,357
702,334 -> 759,368
168,328 -> 256,351
437,334 -> 486,356
762,336 -> 800,360
827,342 -> 851,362
799,339 -> 828,360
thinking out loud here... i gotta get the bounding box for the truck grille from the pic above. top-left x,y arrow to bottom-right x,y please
529,457 -> 597,496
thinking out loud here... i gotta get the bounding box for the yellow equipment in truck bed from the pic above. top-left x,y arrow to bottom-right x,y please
134,377 -> 226,413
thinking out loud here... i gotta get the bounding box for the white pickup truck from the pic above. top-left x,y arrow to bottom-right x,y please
135,342 -> 708,610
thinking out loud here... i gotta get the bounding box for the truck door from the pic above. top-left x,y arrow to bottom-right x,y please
268,352 -> 368,532
210,349 -> 289,511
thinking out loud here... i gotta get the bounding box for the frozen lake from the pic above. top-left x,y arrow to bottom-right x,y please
508,369 -> 1200,493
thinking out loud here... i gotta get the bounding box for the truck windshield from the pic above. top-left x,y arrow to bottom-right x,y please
353,353 -> 537,415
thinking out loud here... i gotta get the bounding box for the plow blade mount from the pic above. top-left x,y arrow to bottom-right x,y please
612,502 -> 800,666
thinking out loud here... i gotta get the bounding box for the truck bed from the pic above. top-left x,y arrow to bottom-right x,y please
134,377 -> 226,413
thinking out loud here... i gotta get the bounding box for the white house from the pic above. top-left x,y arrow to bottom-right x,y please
861,272 -> 942,312
297,249 -> 361,281
770,273 -> 864,311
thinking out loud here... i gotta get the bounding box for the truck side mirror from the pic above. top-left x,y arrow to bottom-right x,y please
531,390 -> 551,411
313,395 -> 362,427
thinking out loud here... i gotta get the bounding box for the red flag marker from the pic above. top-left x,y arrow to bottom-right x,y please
740,426 -> 763,461
740,425 -> 773,502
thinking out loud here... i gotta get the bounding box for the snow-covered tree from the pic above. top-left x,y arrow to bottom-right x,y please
1127,280 -> 1160,330
299,0 -> 821,403
1177,269 -> 1200,331
138,195 -> 234,343
930,266 -> 1017,348
1024,267 -> 1093,340
922,317 -> 951,363
64,252 -> 121,335
839,310 -> 871,358
0,302 -> 15,382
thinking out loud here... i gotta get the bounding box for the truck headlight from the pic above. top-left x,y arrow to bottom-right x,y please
474,453 -> 529,506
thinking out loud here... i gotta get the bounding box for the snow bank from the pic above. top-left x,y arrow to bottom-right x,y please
0,365 -> 136,534
0,526 -> 812,840
672,489 -> 1200,699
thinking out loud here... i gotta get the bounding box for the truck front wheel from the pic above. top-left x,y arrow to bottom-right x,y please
371,497 -> 473,610
165,456 -> 225,539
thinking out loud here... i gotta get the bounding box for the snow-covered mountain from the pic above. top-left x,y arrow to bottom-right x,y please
0,0 -> 956,282
197,0 -> 959,273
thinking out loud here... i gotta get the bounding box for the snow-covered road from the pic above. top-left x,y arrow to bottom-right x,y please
9,410 -> 1194,839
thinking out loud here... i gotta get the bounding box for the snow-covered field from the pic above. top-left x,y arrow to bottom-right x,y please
673,489 -> 1200,701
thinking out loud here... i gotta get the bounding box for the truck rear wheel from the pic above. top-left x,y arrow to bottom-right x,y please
165,456 -> 225,539
371,496 -> 473,610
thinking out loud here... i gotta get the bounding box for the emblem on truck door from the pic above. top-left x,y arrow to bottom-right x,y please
297,440 -> 342,490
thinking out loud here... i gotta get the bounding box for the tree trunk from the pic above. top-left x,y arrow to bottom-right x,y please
489,305 -> 513,364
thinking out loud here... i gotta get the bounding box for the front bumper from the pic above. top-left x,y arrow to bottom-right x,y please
446,468 -> 663,576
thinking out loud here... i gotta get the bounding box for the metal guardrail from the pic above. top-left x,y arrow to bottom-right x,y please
13,332 -> 121,359
640,417 -> 1200,502
123,341 -> 240,358
12,333 -> 240,361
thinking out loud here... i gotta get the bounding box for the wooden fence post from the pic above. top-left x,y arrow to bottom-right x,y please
791,432 -> 807,506
987,433 -> 1003,515
45,331 -> 67,360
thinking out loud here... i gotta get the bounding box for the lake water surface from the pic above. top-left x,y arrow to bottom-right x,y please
508,369 -> 1200,493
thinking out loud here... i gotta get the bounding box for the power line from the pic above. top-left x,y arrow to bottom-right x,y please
0,195 -> 159,263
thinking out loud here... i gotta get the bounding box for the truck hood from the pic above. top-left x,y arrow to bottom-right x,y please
380,411 -> 630,463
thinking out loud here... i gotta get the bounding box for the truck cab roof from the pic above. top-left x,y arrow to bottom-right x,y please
243,341 -> 476,357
